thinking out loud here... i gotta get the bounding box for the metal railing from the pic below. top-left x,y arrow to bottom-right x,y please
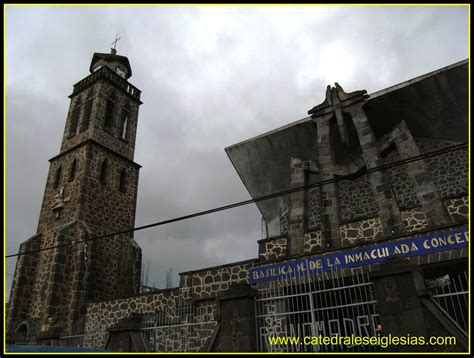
72,66 -> 141,101
427,270 -> 468,336
140,301 -> 217,352
255,267 -> 381,352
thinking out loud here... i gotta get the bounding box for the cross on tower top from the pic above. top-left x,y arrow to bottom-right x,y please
111,35 -> 121,54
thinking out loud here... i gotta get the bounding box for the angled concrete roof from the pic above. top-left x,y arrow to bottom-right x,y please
225,59 -> 468,223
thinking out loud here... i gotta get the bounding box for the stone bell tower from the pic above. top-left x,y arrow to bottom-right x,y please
7,47 -> 143,341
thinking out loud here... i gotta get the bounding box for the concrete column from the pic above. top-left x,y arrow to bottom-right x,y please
315,114 -> 341,249
104,314 -> 146,352
215,284 -> 257,352
394,121 -> 452,226
371,258 -> 467,352
349,105 -> 405,237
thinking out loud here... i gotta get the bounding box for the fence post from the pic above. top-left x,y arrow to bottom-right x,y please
371,256 -> 466,352
213,284 -> 257,352
104,313 -> 146,352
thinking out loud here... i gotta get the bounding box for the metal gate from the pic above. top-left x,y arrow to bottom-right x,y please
255,267 -> 381,352
140,301 -> 217,352
427,270 -> 469,336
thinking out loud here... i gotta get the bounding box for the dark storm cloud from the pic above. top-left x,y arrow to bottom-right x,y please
5,5 -> 468,290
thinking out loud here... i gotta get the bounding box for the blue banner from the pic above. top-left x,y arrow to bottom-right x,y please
249,227 -> 468,284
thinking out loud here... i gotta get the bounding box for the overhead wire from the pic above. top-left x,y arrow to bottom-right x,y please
5,142 -> 468,259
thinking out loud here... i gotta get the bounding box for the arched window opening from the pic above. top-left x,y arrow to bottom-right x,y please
16,323 -> 28,343
104,93 -> 116,129
119,169 -> 127,192
68,98 -> 82,137
53,166 -> 62,189
68,159 -> 77,182
80,90 -> 94,132
99,159 -> 109,185
120,106 -> 130,140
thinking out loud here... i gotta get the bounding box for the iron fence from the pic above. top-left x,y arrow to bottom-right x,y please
255,267 -> 381,352
427,270 -> 468,336
140,300 -> 217,352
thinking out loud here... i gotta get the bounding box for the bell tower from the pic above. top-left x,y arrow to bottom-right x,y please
7,48 -> 143,340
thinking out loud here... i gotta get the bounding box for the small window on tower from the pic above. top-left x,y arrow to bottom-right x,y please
80,90 -> 94,132
68,99 -> 81,137
99,159 -> 109,185
120,106 -> 130,140
119,169 -> 127,192
53,166 -> 62,189
104,94 -> 116,129
68,159 -> 77,182
116,67 -> 126,79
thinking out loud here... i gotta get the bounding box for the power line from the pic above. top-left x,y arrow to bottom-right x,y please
5,142 -> 468,259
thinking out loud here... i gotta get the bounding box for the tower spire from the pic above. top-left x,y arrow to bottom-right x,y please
111,34 -> 121,55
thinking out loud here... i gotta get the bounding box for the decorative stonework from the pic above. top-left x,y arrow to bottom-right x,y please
384,149 -> 420,210
445,196 -> 468,222
307,187 -> 322,230
259,237 -> 288,262
401,207 -> 428,233
179,261 -> 257,301
340,217 -> 383,247
416,138 -> 468,199
338,177 -> 378,222
304,230 -> 322,253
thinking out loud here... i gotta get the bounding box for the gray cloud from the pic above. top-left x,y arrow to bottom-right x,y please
5,5 -> 468,291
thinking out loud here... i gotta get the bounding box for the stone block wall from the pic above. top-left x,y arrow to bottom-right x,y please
384,150 -> 421,210
340,217 -> 383,247
338,176 -> 378,222
307,187 -> 321,230
445,196 -> 469,222
61,81 -> 141,161
81,142 -> 140,234
37,145 -> 89,234
401,208 -> 429,233
179,260 -> 257,300
416,138 -> 468,200
87,234 -> 141,302
7,234 -> 41,325
258,237 -> 287,261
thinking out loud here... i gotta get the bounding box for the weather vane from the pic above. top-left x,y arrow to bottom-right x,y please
111,35 -> 121,51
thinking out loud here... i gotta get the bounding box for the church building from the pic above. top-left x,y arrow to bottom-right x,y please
6,50 -> 469,352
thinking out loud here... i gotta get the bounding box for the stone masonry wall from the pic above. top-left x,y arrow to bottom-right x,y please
338,176 -> 378,222
445,196 -> 468,222
61,81 -> 141,161
307,187 -> 322,230
258,237 -> 287,261
37,146 -> 88,234
82,259 -> 259,349
384,149 -> 420,210
80,143 -> 140,234
415,138 -> 468,200
179,260 -> 257,301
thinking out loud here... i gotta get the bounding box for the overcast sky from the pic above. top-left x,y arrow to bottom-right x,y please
5,5 -> 468,293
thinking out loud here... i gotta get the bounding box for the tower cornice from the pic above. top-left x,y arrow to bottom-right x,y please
69,65 -> 143,104
49,139 -> 142,169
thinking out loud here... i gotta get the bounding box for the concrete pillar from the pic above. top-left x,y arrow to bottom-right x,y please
349,105 -> 405,237
315,115 -> 341,249
104,314 -> 146,352
371,258 -> 467,352
214,284 -> 257,352
394,121 -> 452,226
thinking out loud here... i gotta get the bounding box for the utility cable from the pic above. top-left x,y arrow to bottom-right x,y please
5,142 -> 468,259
